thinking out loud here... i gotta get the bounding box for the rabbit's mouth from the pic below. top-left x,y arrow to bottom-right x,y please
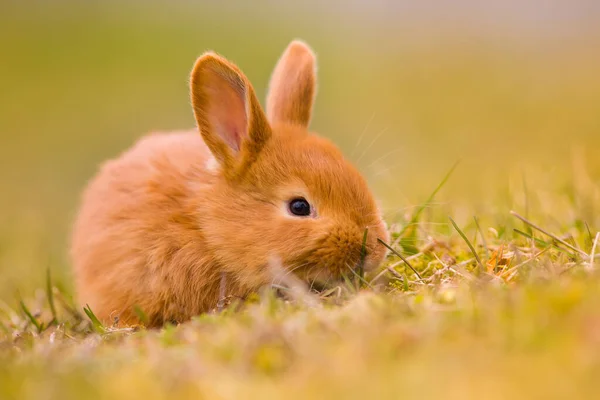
293,264 -> 351,292
306,278 -> 336,293
267,247 -> 382,295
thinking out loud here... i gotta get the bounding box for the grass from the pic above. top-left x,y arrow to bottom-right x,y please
449,216 -> 485,271
2,184 -> 600,399
2,1 -> 600,399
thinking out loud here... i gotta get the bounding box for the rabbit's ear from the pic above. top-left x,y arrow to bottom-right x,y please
266,40 -> 316,128
190,53 -> 271,174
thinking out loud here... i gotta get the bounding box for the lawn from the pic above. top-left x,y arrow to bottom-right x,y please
1,2 -> 600,399
2,217 -> 600,399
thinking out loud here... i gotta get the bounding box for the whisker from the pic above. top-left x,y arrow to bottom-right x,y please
350,112 -> 376,158
365,148 -> 404,170
267,258 -> 320,307
356,127 -> 388,164
372,161 -> 409,177
271,261 -> 308,286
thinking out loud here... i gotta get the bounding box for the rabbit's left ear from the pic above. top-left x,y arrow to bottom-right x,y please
266,40 -> 317,128
190,52 -> 271,176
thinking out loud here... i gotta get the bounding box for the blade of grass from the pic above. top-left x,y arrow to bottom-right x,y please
20,300 -> 43,333
500,247 -> 551,279
377,238 -> 423,280
397,160 -> 460,238
46,268 -> 57,324
521,170 -> 532,235
345,264 -> 374,290
370,265 -> 396,285
513,228 -> 575,257
341,272 -> 357,294
271,284 -> 292,292
585,222 -> 593,244
513,228 -> 550,247
133,305 -> 149,326
449,217 -> 484,272
589,232 -> 600,271
510,211 -> 588,258
358,228 -> 368,283
54,289 -> 83,321
474,216 -> 489,261
83,304 -> 107,334
387,266 -> 404,280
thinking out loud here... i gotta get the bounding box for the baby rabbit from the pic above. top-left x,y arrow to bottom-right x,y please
70,40 -> 389,327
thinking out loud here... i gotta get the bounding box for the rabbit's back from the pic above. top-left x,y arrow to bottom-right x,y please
70,131 -> 222,326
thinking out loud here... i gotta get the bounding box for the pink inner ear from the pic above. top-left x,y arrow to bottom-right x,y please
205,72 -> 248,152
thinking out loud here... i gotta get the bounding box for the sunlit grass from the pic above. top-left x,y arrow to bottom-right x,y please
2,204 -> 600,398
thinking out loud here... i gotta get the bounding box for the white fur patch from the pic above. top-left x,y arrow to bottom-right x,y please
205,154 -> 220,173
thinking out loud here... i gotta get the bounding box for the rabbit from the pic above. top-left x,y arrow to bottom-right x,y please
70,40 -> 390,327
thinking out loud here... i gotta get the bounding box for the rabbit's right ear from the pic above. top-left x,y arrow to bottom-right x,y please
190,53 -> 271,176
266,40 -> 317,128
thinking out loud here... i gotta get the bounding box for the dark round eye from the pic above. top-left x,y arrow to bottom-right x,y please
288,197 -> 311,217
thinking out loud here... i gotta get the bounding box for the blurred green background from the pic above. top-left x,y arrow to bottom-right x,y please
1,0 -> 599,300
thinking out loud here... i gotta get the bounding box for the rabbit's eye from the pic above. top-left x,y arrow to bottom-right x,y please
288,197 -> 311,217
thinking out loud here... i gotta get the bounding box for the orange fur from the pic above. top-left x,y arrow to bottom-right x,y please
70,40 -> 389,327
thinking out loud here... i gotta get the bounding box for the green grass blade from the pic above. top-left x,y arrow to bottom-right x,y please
20,300 -> 43,333
341,273 -> 357,294
377,238 -> 423,280
358,228 -> 369,283
133,305 -> 149,326
474,216 -> 489,261
346,264 -> 374,290
510,210 -> 588,258
513,228 -> 575,257
449,216 -> 484,272
584,221 -> 594,246
398,160 -> 460,238
83,304 -> 107,334
46,268 -> 57,324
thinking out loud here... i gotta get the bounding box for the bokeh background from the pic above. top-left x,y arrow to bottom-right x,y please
1,0 -> 599,301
